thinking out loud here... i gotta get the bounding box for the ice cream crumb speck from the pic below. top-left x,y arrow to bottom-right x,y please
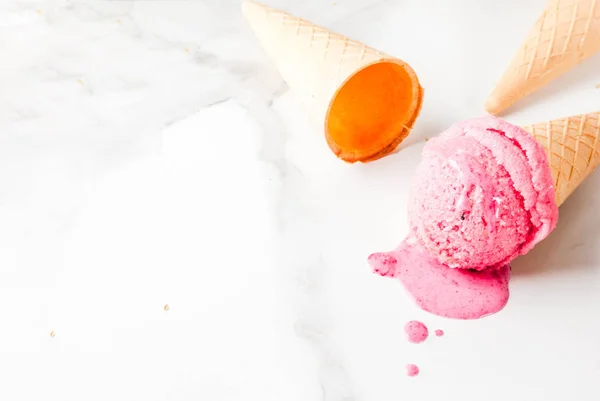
164,304 -> 169,311
49,331 -> 55,337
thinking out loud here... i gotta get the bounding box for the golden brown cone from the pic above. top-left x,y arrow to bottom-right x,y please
242,1 -> 423,162
523,111 -> 600,205
486,0 -> 600,115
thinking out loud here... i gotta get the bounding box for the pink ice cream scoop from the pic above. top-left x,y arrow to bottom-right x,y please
409,116 -> 558,271
369,116 -> 558,319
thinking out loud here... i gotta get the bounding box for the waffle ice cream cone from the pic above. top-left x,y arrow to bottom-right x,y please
523,111 -> 600,205
242,1 -> 423,163
486,0 -> 600,115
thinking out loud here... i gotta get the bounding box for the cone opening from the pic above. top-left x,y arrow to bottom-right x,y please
326,61 -> 420,162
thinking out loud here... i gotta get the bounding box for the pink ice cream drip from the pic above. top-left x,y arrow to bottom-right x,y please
404,320 -> 429,343
369,116 -> 558,319
406,364 -> 420,377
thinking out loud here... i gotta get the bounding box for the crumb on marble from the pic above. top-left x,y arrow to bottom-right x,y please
36,9 -> 42,15
49,331 -> 55,338
425,137 -> 430,142
77,79 -> 83,85
164,304 -> 169,311
116,19 -> 121,24
596,83 -> 600,89
185,47 -> 190,53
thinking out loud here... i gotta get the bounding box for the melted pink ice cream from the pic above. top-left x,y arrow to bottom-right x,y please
434,329 -> 444,337
369,240 -> 510,319
406,364 -> 419,377
369,116 -> 558,319
404,320 -> 428,343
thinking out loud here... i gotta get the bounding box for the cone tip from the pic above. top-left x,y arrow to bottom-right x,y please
241,0 -> 260,17
484,95 -> 505,116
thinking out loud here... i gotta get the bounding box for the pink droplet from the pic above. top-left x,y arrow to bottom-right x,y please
404,320 -> 428,343
435,329 -> 444,337
406,364 -> 419,377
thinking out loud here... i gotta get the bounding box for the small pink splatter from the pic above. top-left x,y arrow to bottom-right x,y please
368,252 -> 397,277
435,329 -> 444,337
404,320 -> 428,343
406,364 -> 419,377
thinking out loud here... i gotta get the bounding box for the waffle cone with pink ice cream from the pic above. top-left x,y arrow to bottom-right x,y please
369,111 -> 600,320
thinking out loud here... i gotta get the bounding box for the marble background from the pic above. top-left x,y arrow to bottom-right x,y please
1,0 -> 600,400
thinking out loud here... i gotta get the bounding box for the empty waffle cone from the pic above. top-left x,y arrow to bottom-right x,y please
523,111 -> 600,206
242,1 -> 423,163
486,0 -> 600,115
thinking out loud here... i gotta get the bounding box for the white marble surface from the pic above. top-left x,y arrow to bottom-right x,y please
1,0 -> 600,400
